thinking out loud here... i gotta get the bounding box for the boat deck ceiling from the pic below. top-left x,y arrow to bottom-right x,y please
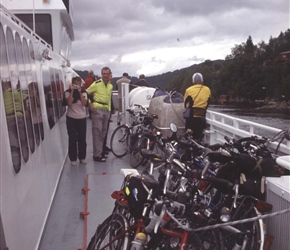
39,113 -> 145,250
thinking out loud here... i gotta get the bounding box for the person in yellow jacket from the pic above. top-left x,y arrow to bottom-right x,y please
86,67 -> 113,162
184,73 -> 211,140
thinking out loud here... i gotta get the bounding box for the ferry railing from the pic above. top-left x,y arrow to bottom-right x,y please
0,4 -> 52,50
205,110 -> 290,250
205,110 -> 290,156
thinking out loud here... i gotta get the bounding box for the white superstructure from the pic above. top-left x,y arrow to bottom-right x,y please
0,1 -> 77,249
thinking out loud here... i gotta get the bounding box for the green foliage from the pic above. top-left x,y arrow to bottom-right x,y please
165,29 -> 290,102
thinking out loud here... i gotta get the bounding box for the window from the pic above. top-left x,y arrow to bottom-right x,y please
43,66 -> 55,129
1,24 -> 21,172
6,27 -> 30,164
15,34 -> 35,153
29,40 -> 44,140
15,14 -> 53,48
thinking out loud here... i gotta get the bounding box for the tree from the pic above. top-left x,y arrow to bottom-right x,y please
245,35 -> 256,56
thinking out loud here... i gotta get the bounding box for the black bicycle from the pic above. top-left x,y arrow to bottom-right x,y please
110,105 -> 158,168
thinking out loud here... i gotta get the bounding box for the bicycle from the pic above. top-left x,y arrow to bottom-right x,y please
87,212 -> 130,250
110,105 -> 159,168
89,124 -> 277,250
87,167 -> 224,250
87,168 -> 155,250
143,126 -> 271,250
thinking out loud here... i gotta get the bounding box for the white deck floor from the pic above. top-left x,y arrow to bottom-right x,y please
38,114 -> 139,250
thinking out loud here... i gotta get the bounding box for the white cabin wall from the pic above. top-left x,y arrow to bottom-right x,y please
1,56 -> 69,249
1,4 -> 70,249
2,118 -> 68,250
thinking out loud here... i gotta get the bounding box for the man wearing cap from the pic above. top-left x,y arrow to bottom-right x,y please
133,74 -> 149,88
184,72 -> 211,140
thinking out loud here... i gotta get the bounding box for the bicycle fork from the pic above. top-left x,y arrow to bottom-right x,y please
158,228 -> 189,250
222,225 -> 249,250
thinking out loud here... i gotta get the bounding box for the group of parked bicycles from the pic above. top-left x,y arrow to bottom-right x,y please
87,104 -> 290,250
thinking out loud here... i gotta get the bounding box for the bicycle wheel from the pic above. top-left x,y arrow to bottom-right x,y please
110,125 -> 130,158
194,229 -> 224,250
130,136 -> 147,168
221,197 -> 263,250
87,213 -> 130,250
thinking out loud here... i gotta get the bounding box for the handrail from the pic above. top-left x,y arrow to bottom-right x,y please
206,110 -> 290,156
0,4 -> 52,50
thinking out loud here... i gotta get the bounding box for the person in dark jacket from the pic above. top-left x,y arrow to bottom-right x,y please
133,74 -> 149,88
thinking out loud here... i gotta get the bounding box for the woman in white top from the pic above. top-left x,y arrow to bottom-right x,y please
64,76 -> 88,165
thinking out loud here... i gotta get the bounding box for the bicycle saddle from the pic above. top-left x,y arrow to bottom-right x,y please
140,149 -> 163,163
141,173 -> 160,190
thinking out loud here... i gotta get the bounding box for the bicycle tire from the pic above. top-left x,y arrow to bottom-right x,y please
130,136 -> 147,168
87,213 -> 130,250
110,125 -> 130,158
221,197 -> 263,250
194,229 -> 225,250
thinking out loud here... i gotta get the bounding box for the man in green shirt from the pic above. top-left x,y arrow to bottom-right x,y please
86,67 -> 113,162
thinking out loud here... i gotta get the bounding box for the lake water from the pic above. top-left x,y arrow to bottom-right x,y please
208,105 -> 290,131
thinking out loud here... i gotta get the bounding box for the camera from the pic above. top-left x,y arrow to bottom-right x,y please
73,85 -> 79,89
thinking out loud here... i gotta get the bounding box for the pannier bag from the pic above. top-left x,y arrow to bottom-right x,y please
216,154 -> 280,200
183,107 -> 191,119
124,175 -> 148,219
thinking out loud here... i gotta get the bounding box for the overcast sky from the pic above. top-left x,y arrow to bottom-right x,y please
70,0 -> 289,78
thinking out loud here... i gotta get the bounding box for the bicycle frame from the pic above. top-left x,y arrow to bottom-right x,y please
160,227 -> 190,249
97,218 -> 145,250
96,215 -> 194,250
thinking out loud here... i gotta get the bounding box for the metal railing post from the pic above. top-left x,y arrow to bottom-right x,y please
122,83 -> 129,125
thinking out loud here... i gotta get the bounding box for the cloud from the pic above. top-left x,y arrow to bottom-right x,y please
71,0 -> 289,77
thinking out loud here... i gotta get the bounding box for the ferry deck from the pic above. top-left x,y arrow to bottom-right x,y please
38,107 -> 290,250
38,113 -> 143,250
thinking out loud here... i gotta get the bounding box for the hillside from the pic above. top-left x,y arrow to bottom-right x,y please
75,59 -> 224,90
75,29 -> 290,102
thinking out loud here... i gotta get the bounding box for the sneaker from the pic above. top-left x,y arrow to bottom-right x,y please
71,161 -> 77,166
80,159 -> 87,164
101,153 -> 108,158
93,156 -> 106,162
104,146 -> 111,152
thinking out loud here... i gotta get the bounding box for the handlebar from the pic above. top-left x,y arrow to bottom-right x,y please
224,135 -> 268,148
133,104 -> 147,110
203,175 -> 235,194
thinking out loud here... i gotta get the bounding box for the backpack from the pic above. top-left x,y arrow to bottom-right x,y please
124,175 -> 148,219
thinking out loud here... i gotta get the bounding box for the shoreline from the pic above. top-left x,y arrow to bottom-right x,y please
210,102 -> 290,114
